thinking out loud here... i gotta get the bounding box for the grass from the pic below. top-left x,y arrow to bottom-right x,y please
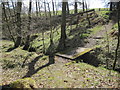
2,9 -> 120,88
91,22 -> 120,69
30,26 -> 61,53
112,23 -> 118,30
1,31 -> 120,88
89,25 -> 103,35
24,8 -> 109,18
96,10 -> 110,20
29,10 -> 104,56
10,78 -> 38,88
94,8 -> 109,11
22,8 -> 108,54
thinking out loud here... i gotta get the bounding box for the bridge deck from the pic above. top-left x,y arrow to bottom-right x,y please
56,47 -> 93,60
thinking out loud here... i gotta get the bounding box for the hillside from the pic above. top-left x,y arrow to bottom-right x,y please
1,42 -> 119,88
0,40 -> 120,88
1,8 -> 120,88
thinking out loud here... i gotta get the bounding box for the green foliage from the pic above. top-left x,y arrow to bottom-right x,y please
65,61 -> 76,66
10,78 -> 38,89
89,25 -> 103,35
1,59 -> 18,69
1,8 -> 120,88
112,23 -> 118,30
98,11 -> 110,20
1,40 -> 119,88
80,33 -> 89,38
41,55 -> 48,60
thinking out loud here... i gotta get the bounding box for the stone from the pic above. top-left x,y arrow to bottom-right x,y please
10,78 -> 38,89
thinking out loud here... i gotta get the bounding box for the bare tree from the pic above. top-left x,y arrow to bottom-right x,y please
36,0 -> 38,17
11,0 -> 16,15
113,2 -> 120,70
2,2 -> 15,43
57,1 -> 67,51
46,2 -> 55,64
14,0 -> 22,48
38,0 -> 41,16
23,0 -> 32,50
6,1 -> 16,32
82,0 -> 85,11
110,2 -> 113,11
85,1 -> 91,26
6,1 -> 12,19
55,0 -> 58,15
52,0 -> 55,16
44,0 -> 47,17
47,2 -> 51,17
66,1 -> 69,15
74,0 -> 78,14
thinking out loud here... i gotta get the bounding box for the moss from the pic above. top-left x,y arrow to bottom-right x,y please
89,25 -> 103,35
41,56 -> 48,60
10,78 -> 38,89
112,23 -> 118,30
80,33 -> 89,38
65,61 -> 76,66
48,77 -> 54,80
72,48 -> 93,59
45,42 -> 56,55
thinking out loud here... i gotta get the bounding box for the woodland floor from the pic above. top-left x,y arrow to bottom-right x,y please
56,22 -> 114,59
85,22 -> 113,48
1,21 -> 120,88
1,9 -> 120,88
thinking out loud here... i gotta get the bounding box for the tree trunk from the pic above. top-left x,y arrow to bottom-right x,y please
52,0 -> 55,16
74,0 -> 78,14
57,1 -> 67,51
42,31 -> 45,54
2,2 -> 15,43
23,35 -> 30,50
38,0 -> 41,16
109,2 -> 113,19
11,0 -> 16,15
44,0 -> 47,17
36,0 -> 38,17
48,3 -> 52,44
110,2 -> 113,11
23,0 -> 32,50
85,2 -> 91,26
55,0 -> 58,15
6,1 -> 12,19
14,1 -> 22,48
47,3 -> 51,18
45,2 -> 55,57
66,2 -> 69,15
82,0 -> 85,11
6,1 -> 16,32
113,2 -> 120,70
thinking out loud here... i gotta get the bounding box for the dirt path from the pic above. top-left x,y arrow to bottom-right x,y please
56,22 -> 114,59
85,22 -> 113,48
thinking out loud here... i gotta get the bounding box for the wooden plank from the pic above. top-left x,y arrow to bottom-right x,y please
72,48 -> 93,59
56,47 -> 93,59
67,9 -> 95,18
56,9 -> 95,18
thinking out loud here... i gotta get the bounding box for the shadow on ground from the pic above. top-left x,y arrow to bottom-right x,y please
6,47 -> 17,52
23,55 -> 55,78
115,68 -> 120,73
76,52 -> 100,67
65,25 -> 94,51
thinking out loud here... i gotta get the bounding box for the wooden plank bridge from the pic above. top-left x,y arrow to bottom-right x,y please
56,47 -> 94,60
